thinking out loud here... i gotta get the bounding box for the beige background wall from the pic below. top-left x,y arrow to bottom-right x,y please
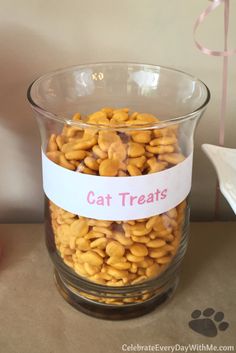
0,0 -> 235,222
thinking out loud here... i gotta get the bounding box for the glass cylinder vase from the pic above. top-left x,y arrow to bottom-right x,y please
27,63 -> 210,319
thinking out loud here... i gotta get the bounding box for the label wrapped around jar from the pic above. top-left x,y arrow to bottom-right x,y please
42,150 -> 193,220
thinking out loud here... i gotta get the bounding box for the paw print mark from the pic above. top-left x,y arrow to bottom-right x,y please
189,308 -> 229,337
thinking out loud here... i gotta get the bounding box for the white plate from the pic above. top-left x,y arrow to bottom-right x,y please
202,144 -> 236,215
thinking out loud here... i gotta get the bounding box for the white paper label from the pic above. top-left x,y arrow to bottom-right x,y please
42,151 -> 193,220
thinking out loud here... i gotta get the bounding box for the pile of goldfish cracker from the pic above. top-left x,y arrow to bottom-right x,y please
47,108 -> 187,303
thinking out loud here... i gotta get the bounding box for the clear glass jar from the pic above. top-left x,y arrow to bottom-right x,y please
27,63 -> 210,319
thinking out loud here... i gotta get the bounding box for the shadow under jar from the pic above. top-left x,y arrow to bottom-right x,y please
27,63 -> 210,319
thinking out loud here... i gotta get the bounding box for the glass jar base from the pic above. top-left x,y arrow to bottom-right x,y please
54,270 -> 179,320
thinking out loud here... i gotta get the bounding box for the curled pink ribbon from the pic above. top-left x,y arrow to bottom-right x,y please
194,0 -> 236,217
194,0 -> 236,58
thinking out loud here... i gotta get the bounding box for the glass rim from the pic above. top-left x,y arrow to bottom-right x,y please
27,61 -> 211,130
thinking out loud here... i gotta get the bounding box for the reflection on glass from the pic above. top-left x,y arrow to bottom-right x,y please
130,69 -> 160,89
74,69 -> 95,96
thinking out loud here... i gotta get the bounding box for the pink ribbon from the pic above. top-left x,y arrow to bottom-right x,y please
194,0 -> 236,217
194,0 -> 236,58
